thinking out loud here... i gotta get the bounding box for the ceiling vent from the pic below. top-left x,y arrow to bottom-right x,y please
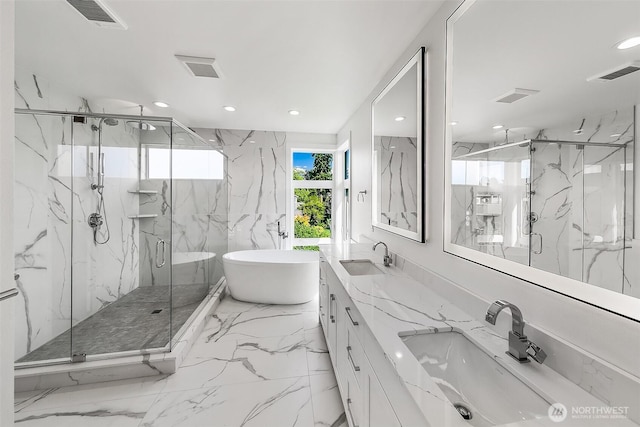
175,55 -> 223,79
66,0 -> 127,29
587,61 -> 640,82
493,88 -> 540,104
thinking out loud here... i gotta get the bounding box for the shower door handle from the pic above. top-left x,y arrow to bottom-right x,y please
531,232 -> 542,255
155,239 -> 166,268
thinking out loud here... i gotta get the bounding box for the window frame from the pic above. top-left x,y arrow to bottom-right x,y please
288,148 -> 335,248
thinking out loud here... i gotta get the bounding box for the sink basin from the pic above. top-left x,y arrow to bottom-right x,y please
339,259 -> 384,276
400,331 -> 549,427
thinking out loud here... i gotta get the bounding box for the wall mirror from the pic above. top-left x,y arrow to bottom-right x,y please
372,47 -> 425,242
444,0 -> 640,320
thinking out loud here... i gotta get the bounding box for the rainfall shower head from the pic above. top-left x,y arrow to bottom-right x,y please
126,120 -> 156,131
91,117 -> 119,131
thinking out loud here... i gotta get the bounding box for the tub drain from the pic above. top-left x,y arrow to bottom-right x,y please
454,403 -> 473,421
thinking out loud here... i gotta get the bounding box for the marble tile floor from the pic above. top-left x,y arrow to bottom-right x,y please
17,284 -> 210,363
14,293 -> 347,427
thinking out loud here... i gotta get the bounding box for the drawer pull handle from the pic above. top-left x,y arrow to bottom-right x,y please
347,346 -> 360,372
347,398 -> 359,427
345,307 -> 359,326
330,294 -> 336,323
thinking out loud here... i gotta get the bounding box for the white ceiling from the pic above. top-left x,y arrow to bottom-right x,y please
15,0 -> 444,134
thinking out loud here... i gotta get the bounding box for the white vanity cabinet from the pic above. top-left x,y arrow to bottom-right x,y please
319,255 -> 403,427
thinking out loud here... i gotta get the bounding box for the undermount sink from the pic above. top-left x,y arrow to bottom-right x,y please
339,259 -> 384,276
400,331 -> 550,427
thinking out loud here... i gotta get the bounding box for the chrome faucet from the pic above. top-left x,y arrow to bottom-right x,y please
485,300 -> 547,364
372,241 -> 392,267
277,221 -> 288,239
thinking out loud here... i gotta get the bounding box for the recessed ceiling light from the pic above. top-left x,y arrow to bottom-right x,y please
153,101 -> 169,108
450,121 -> 459,126
223,106 -> 236,112
492,124 -> 504,130
289,110 -> 300,116
390,146 -> 396,149
616,36 -> 640,50
610,133 -> 622,138
395,116 -> 406,122
208,139 -> 216,142
249,140 -> 256,144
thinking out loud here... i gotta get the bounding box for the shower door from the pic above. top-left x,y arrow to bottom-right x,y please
451,141 -> 531,265
69,116 -> 173,360
529,142 -> 627,292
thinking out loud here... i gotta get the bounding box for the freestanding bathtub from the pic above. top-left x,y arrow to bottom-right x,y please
222,250 -> 319,304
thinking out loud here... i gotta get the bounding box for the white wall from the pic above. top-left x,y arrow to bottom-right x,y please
338,0 -> 640,379
0,0 -> 15,424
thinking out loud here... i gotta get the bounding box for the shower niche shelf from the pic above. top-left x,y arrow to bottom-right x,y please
128,190 -> 158,195
127,214 -> 158,219
475,193 -> 502,216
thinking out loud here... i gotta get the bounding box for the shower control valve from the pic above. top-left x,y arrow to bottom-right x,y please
88,213 -> 103,228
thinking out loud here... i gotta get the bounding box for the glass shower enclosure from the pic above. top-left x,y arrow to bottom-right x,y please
451,138 -> 631,293
13,109 -> 227,366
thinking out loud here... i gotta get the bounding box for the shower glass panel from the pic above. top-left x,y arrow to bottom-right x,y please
530,142 -> 628,292
14,113 -> 73,363
451,142 -> 531,266
168,125 -> 226,338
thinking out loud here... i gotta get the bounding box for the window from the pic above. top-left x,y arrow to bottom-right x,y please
147,148 -> 224,180
292,152 -> 333,246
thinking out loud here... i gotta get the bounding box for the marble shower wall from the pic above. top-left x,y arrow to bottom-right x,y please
374,135 -> 418,231
193,129 -> 286,252
14,72 -> 140,360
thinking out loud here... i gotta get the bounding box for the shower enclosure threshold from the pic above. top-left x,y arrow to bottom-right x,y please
14,279 -> 226,392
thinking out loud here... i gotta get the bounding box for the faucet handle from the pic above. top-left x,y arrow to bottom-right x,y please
526,341 -> 547,364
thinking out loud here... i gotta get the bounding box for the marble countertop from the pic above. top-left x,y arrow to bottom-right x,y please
319,243 -> 637,427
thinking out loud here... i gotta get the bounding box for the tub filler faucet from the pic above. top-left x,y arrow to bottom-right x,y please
485,300 -> 547,364
277,221 -> 288,240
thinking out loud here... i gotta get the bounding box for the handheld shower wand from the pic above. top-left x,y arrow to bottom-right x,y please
89,117 -> 118,244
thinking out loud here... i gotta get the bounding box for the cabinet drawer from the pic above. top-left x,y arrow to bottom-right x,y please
345,363 -> 363,427
345,315 -> 365,388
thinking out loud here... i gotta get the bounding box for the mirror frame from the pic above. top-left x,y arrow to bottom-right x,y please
371,47 -> 426,242
443,0 -> 640,322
